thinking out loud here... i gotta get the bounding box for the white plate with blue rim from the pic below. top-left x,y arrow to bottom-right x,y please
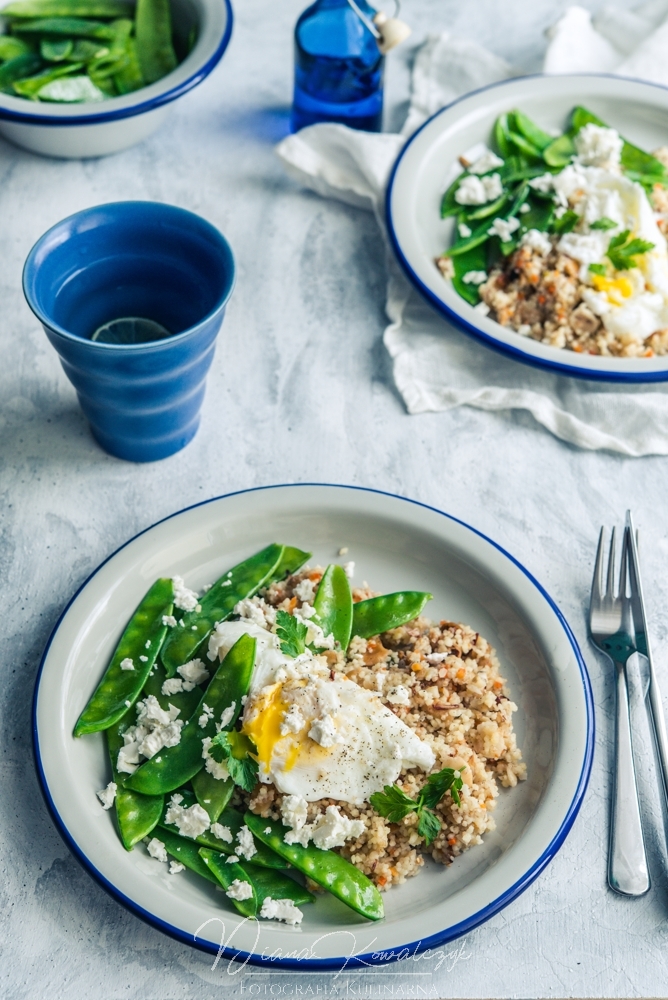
33,483 -> 593,971
387,73 -> 668,383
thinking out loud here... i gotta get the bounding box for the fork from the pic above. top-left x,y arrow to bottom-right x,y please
589,525 -> 650,897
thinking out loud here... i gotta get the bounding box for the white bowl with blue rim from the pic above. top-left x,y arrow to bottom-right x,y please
33,484 -> 594,969
0,0 -> 232,158
387,74 -> 668,383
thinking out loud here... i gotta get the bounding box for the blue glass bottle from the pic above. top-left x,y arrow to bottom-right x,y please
291,0 -> 384,133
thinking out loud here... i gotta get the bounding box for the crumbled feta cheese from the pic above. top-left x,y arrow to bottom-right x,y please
474,301 -> 490,315
120,658 -> 134,671
385,684 -> 411,706
462,270 -> 487,285
234,596 -> 276,628
164,795 -> 211,838
96,781 -> 117,810
426,651 -> 447,663
222,580 -> 231,587
147,838 -> 168,863
260,897 -> 303,925
136,695 -> 173,728
264,826 -> 272,835
458,222 -> 472,238
519,203 -> 530,213
201,736 -> 230,780
139,655 -> 148,663
226,879 -> 254,901
116,744 -> 139,774
282,794 -> 309,833
196,604 -> 202,613
226,855 -> 239,863
177,659 -> 209,686
482,173 -> 503,201
310,806 -> 365,850
487,216 -> 520,242
138,720 -> 183,759
454,175 -> 487,206
338,547 -> 349,555
162,615 -> 177,627
308,714 -> 341,748
343,561 -> 355,579
198,703 -> 215,728
168,861 -> 185,874
292,608 -> 335,650
145,640 -> 151,649
529,173 -> 554,193
172,576 -> 199,612
280,704 -> 305,735
217,701 -> 237,731
574,123 -> 623,171
162,677 -> 184,696
294,577 -> 316,602
517,324 -> 532,336
469,149 -> 504,174
211,822 -> 233,843
520,229 -> 552,256
235,825 -> 257,861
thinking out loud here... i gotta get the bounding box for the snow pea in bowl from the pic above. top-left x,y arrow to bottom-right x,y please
0,0 -> 232,157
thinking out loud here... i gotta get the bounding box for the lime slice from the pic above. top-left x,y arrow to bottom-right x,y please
90,317 -> 171,344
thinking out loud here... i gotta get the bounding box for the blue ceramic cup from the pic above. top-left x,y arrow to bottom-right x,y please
23,201 -> 235,462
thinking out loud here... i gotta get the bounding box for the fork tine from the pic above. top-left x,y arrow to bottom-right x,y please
592,527 -> 606,605
619,525 -> 629,600
607,526 -> 617,598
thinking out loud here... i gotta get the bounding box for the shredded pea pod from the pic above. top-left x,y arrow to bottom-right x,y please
11,17 -> 118,37
106,712 -> 163,849
73,577 -> 173,737
126,634 -> 255,795
312,564 -> 352,649
134,0 -> 176,84
160,544 -> 284,677
351,591 -> 433,641
244,814 -> 384,921
0,35 -> 31,59
12,60 -> 84,96
157,825 -> 220,884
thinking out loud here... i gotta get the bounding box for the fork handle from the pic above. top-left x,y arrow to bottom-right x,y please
609,660 -> 650,896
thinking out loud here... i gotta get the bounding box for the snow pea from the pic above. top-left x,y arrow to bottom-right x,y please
135,0 -> 176,85
273,545 -> 311,580
198,851 -> 257,917
126,634 -> 255,794
200,850 -> 315,917
0,53 -> 42,89
106,712 -> 163,849
313,564 -> 352,649
142,661 -> 201,720
111,35 -> 143,93
192,769 -> 234,823
160,544 -> 284,677
157,825 -> 220,884
40,38 -> 73,60
159,792 -> 289,868
572,105 -> 668,184
2,0 -> 133,16
12,60 -> 83,95
11,17 -> 118,37
73,577 -> 173,737
244,814 -> 384,921
509,109 -> 553,152
451,242 -> 487,306
0,36 -> 31,59
351,590 -> 433,641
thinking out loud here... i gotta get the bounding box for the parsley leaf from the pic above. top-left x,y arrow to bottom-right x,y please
418,767 -> 466,811
370,767 -> 466,847
207,731 -> 259,792
551,209 -> 579,234
276,609 -> 308,658
590,217 -> 617,231
606,230 -> 655,270
588,263 -> 607,276
369,784 -> 417,824
417,808 -> 442,844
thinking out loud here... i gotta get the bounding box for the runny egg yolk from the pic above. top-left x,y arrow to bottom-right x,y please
243,683 -> 301,773
590,273 -> 634,303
